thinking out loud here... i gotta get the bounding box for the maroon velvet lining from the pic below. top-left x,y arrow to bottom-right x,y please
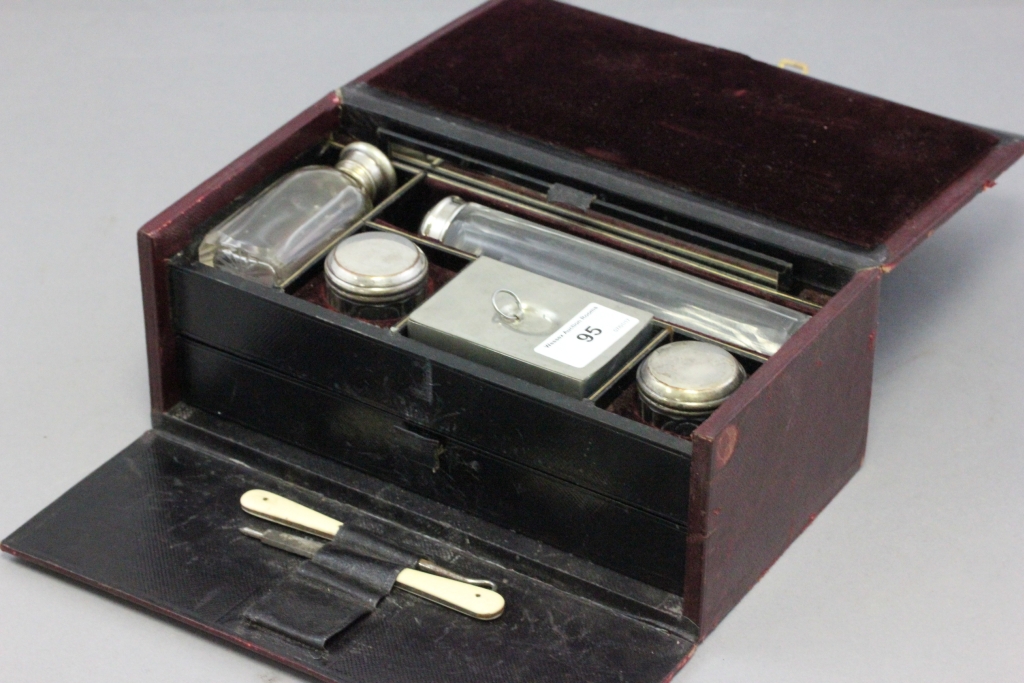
364,0 -> 999,249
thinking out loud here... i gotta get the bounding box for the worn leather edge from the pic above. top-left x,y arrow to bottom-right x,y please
684,268 -> 881,637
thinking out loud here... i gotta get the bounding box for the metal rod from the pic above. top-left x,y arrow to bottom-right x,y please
659,322 -> 770,364
278,168 -> 429,290
406,168 -> 820,313
392,151 -> 801,295
363,220 -> 478,261
585,327 -> 672,403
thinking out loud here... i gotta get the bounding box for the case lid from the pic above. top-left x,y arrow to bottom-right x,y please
351,0 -> 1023,268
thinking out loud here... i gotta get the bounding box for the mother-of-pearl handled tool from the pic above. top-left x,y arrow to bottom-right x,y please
240,490 -> 495,588
240,527 -> 505,620
241,489 -> 342,538
239,490 -> 505,620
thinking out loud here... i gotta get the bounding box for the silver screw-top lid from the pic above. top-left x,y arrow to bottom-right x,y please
325,232 -> 428,302
637,341 -> 746,415
334,142 -> 397,202
420,195 -> 468,242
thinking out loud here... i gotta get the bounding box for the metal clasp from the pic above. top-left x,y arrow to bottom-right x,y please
777,58 -> 809,74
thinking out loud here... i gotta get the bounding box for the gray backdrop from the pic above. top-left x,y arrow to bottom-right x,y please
2,2 -> 1022,681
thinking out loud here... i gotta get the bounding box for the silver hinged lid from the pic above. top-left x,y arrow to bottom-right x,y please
325,231 -> 428,300
636,341 -> 746,414
334,141 -> 397,201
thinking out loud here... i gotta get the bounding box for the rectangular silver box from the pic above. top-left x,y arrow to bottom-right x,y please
407,257 -> 655,398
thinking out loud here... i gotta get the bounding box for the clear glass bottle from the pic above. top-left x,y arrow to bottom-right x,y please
420,196 -> 809,356
199,142 -> 396,288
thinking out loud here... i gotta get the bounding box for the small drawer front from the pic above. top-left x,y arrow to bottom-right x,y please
180,339 -> 688,594
171,263 -> 691,524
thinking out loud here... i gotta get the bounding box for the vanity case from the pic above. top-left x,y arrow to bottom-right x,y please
4,1 -> 1022,681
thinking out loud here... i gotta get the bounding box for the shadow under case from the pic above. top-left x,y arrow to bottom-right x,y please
4,1 -> 1022,681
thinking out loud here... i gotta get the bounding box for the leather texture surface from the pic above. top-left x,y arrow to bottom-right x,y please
686,268 -> 881,635
2,421 -> 695,683
244,534 -> 415,649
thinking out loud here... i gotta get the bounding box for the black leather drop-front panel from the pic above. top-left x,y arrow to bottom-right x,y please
2,425 -> 694,683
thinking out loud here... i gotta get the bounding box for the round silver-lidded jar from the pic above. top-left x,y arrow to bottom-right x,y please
636,341 -> 747,435
324,231 -> 429,320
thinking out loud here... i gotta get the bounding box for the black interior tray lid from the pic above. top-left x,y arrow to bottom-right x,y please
347,0 -> 1024,268
1,408 -> 695,683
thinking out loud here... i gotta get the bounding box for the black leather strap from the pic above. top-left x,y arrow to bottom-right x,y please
244,529 -> 419,648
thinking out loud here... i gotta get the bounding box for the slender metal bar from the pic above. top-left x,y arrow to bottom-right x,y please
423,172 -> 819,311
392,151 -> 799,294
240,526 -> 497,590
363,219 -> 478,261
241,527 -> 322,559
397,164 -> 821,313
388,312 -> 413,335
585,327 -> 672,403
661,322 -> 770,364
279,167 -> 430,290
416,559 -> 497,591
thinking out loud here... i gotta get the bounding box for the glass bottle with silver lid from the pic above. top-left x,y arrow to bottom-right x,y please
420,196 -> 809,357
199,142 -> 396,288
324,231 -> 429,320
636,340 -> 747,435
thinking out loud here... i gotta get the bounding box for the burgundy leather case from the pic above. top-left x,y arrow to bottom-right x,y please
4,1 -> 1022,681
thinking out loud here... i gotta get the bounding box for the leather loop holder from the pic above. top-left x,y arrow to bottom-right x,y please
244,528 -> 419,648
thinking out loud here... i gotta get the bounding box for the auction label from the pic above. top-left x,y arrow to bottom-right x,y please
534,303 -> 639,369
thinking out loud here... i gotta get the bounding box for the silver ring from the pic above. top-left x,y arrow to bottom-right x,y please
491,289 -> 524,323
